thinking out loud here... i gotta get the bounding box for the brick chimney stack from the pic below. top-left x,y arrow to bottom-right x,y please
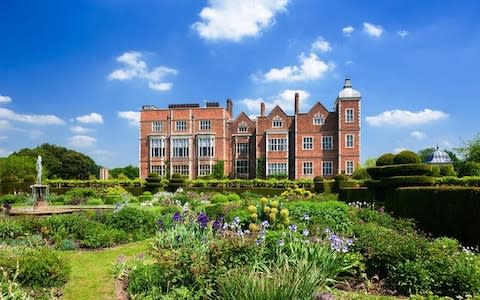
226,98 -> 233,116
260,102 -> 265,117
294,92 -> 300,114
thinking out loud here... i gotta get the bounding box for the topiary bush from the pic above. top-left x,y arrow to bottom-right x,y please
145,173 -> 162,193
376,153 -> 395,166
367,164 -> 433,179
167,173 -> 186,192
393,150 -> 421,165
86,198 -> 104,205
440,165 -> 456,177
227,193 -> 241,202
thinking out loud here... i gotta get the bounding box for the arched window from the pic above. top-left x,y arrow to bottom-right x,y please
238,121 -> 248,133
272,116 -> 283,128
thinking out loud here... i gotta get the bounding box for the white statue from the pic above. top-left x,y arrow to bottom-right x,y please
36,155 -> 42,185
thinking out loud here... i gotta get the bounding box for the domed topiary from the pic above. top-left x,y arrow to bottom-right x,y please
145,173 -> 162,193
376,153 -> 395,166
166,173 -> 186,193
393,150 -> 421,165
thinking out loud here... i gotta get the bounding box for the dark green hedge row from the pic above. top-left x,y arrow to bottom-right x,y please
381,176 -> 435,188
187,187 -> 287,197
386,187 -> 480,246
367,164 -> 433,180
338,187 -> 374,204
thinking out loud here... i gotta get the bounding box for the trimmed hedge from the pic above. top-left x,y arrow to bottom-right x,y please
381,176 -> 435,188
393,150 -> 421,165
338,187 -> 374,204
387,186 -> 480,246
376,153 -> 395,166
367,164 -> 433,179
435,176 -> 480,187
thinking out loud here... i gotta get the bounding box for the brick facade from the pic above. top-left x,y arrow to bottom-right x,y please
139,78 -> 361,179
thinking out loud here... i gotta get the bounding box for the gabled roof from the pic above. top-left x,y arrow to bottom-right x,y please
267,105 -> 289,118
233,111 -> 255,126
307,101 -> 330,115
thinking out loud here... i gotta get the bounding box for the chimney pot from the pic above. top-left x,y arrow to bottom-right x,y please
226,98 -> 233,116
260,102 -> 265,117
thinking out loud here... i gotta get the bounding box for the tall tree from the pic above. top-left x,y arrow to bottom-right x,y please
0,155 -> 36,179
109,165 -> 139,179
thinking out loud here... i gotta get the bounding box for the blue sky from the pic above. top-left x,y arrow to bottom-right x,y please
1,0 -> 479,168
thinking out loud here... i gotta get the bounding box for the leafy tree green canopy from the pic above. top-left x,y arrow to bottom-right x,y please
0,155 -> 36,179
109,165 -> 139,179
12,143 -> 100,179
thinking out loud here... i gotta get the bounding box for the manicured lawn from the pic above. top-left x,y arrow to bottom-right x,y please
60,240 -> 151,300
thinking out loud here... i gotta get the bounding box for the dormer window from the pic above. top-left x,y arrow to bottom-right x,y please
313,113 -> 325,125
238,121 -> 248,133
272,116 -> 283,128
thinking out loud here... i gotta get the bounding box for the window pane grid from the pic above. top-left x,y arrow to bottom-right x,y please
268,163 -> 287,175
152,121 -> 163,132
172,138 -> 189,157
322,136 -> 333,150
235,160 -> 248,174
176,121 -> 187,131
303,137 -> 313,150
268,138 -> 287,151
150,139 -> 166,158
236,143 -> 249,155
199,120 -> 211,131
172,165 -> 189,176
322,161 -> 333,175
197,137 -> 214,157
150,165 -> 166,176
303,162 -> 313,175
198,165 -> 212,176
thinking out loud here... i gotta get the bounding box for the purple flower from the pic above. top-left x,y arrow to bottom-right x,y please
197,212 -> 208,229
289,224 -> 298,232
212,216 -> 224,232
172,212 -> 183,223
261,220 -> 270,228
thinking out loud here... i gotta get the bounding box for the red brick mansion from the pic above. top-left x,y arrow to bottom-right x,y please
139,78 -> 361,179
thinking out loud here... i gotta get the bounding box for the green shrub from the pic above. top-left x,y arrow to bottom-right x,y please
0,220 -> 25,239
192,179 -> 207,187
204,203 -> 225,218
65,188 -> 99,205
376,153 -> 395,166
212,160 -> 225,179
439,165 -> 456,177
211,193 -> 229,204
393,150 -> 421,165
431,165 -> 441,177
352,167 -> 371,180
338,187 -> 374,204
0,194 -> 28,204
86,198 -> 104,205
285,201 -> 353,235
227,193 -> 241,202
59,239 -> 77,251
1,175 -> 19,183
138,191 -> 153,202
127,263 -> 168,297
387,260 -> 432,295
23,175 -> 35,183
105,207 -> 157,240
0,247 -> 70,289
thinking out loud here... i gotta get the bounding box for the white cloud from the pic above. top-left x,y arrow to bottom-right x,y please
363,22 -> 383,38
70,125 -> 91,134
192,0 -> 289,41
311,37 -> 332,52
76,112 -> 104,124
108,51 -> 177,92
0,107 -> 64,125
258,52 -> 331,82
410,130 -> 426,140
397,30 -> 408,38
0,135 -> 7,140
148,82 -> 173,91
345,60 -> 354,65
342,26 -> 354,37
118,111 -> 140,126
239,89 -> 310,115
68,135 -> 96,147
0,120 -> 11,129
366,109 -> 448,127
0,95 -> 12,104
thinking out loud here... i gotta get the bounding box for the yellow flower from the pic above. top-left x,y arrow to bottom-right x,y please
247,205 -> 257,214
251,213 -> 258,222
271,200 -> 279,208
283,217 -> 290,225
264,206 -> 271,214
269,212 -> 277,222
270,207 -> 278,214
260,197 -> 268,204
249,223 -> 260,232
280,209 -> 289,218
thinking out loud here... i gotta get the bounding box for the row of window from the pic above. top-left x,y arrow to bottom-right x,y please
152,120 -> 212,132
150,108 -> 355,134
150,160 -> 354,177
302,134 -> 354,150
301,161 -> 354,175
150,164 -> 212,177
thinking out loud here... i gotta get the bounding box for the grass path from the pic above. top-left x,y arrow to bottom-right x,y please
60,240 -> 151,300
